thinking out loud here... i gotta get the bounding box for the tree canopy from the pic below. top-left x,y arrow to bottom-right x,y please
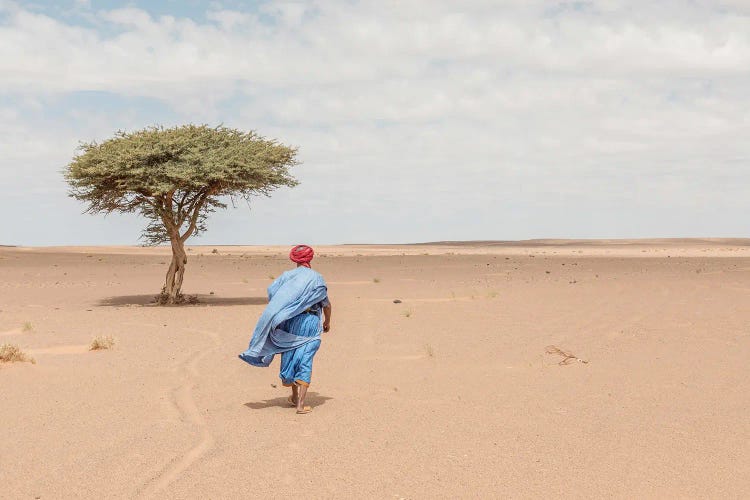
65,124 -> 299,303
66,124 -> 298,244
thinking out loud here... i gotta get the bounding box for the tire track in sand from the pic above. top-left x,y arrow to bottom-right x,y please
137,327 -> 221,498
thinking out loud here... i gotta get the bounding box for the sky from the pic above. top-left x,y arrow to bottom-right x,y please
1,0 -> 749,246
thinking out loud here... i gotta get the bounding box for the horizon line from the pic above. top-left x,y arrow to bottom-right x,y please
4,237 -> 750,249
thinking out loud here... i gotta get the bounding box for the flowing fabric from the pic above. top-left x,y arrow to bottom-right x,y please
278,312 -> 322,386
238,266 -> 328,367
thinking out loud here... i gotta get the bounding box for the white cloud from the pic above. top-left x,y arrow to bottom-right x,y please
2,1 -> 749,95
0,0 -> 749,244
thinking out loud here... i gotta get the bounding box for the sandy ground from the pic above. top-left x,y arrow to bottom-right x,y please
1,240 -> 749,499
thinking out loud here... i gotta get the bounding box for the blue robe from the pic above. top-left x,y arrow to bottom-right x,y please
278,311 -> 323,386
238,266 -> 328,368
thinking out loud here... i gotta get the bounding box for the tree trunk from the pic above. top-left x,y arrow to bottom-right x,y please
162,236 -> 187,304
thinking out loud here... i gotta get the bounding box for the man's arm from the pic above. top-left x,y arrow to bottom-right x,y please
323,304 -> 332,332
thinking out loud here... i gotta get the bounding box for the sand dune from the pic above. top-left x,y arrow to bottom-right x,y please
1,241 -> 749,498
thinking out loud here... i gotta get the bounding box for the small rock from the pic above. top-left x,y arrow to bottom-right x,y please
393,299 -> 402,304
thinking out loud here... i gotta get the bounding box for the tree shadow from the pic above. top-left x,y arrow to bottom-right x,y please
96,294 -> 268,307
244,392 -> 333,410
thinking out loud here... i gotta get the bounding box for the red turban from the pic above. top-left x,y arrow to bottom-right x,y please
290,245 -> 314,267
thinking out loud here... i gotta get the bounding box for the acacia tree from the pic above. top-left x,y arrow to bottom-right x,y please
65,125 -> 298,304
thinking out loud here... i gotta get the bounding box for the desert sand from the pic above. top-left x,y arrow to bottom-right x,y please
1,240 -> 749,498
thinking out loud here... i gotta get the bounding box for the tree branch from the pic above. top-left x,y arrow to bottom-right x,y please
163,189 -> 178,227
175,190 -> 190,220
180,190 -> 211,242
177,190 -> 204,227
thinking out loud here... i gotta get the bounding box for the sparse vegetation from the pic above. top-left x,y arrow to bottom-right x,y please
155,292 -> 198,305
424,343 -> 435,358
22,322 -> 33,332
373,278 -> 381,283
89,335 -> 115,351
402,310 -> 412,318
0,344 -> 36,364
545,345 -> 588,365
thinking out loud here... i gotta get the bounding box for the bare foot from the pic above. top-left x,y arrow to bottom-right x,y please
295,383 -> 309,413
289,384 -> 299,407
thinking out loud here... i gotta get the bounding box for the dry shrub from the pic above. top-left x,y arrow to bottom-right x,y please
0,343 -> 36,364
154,292 -> 199,305
545,345 -> 588,365
89,335 -> 115,351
